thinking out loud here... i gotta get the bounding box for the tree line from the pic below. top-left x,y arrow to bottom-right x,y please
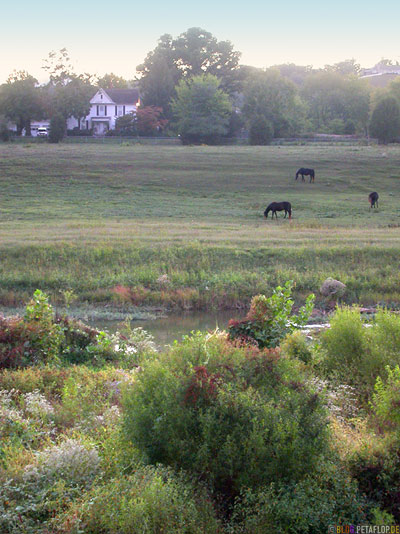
1,29 -> 400,144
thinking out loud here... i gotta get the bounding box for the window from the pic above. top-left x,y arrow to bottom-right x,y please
117,106 -> 124,116
99,105 -> 105,115
104,105 -> 107,116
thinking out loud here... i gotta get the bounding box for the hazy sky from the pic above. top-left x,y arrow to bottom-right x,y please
2,0 -> 399,83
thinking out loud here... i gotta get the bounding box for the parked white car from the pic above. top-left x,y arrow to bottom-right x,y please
37,127 -> 49,137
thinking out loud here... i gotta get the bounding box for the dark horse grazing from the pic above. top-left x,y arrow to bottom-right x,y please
264,201 -> 292,219
369,192 -> 379,208
295,168 -> 315,183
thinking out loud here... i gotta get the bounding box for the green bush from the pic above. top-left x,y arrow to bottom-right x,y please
371,366 -> 400,434
54,466 -> 220,534
122,332 -> 328,504
281,330 -> 312,363
249,116 -> 274,145
49,113 -> 66,143
230,462 -> 368,533
320,307 -> 400,399
228,281 -> 315,349
349,438 -> 400,522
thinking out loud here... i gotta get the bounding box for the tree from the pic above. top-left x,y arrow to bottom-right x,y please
171,74 -> 232,144
42,48 -> 75,86
324,59 -> 361,76
136,106 -> 168,136
0,71 -> 44,135
137,28 -> 241,118
97,73 -> 128,89
370,97 -> 400,144
42,49 -> 95,125
302,72 -> 370,133
242,69 -> 306,137
249,116 -> 274,145
49,113 -> 66,143
114,113 -> 137,136
48,76 -> 94,123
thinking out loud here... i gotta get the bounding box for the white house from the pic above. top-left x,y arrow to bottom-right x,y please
67,87 -> 140,135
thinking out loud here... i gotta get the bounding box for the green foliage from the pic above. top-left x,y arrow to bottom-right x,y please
320,307 -> 400,399
122,332 -> 328,503
281,330 -> 312,364
228,281 -> 315,348
138,27 -> 241,118
371,366 -> 400,433
171,74 -> 232,144
249,116 -> 274,145
0,115 -> 10,141
0,71 -> 44,135
55,465 -> 220,534
302,71 -> 370,133
243,69 -> 307,137
370,96 -> 400,144
349,438 -> 400,521
230,463 -> 367,533
49,113 -> 66,143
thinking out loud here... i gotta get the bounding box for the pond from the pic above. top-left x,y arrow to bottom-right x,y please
91,309 -> 239,348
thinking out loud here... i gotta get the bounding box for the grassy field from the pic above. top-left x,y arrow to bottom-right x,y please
1,142 -> 400,309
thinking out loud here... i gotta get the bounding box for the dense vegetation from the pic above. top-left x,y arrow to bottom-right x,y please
2,288 -> 400,531
1,31 -> 400,143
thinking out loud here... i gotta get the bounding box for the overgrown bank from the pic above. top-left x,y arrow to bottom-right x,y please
2,288 -> 400,531
1,243 -> 400,310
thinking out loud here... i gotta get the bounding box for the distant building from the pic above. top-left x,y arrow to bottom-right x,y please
9,87 -> 140,137
360,62 -> 400,88
67,87 -> 140,135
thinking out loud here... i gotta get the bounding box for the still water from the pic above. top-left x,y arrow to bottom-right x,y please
91,310 -> 239,348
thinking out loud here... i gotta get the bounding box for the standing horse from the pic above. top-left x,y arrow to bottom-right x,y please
295,168 -> 315,183
369,192 -> 379,208
264,201 -> 292,219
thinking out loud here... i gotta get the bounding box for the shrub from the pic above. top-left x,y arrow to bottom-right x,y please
54,466 -> 220,534
349,438 -> 400,521
122,333 -> 328,504
24,438 -> 100,487
281,330 -> 312,363
0,439 -> 100,533
371,366 -> 400,434
0,290 -> 63,368
320,307 -> 400,400
249,116 -> 274,145
228,281 -> 315,348
230,463 -> 368,533
49,113 -> 66,143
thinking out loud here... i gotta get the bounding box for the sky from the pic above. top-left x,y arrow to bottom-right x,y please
1,0 -> 400,84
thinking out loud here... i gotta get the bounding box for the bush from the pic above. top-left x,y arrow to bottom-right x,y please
49,113 -> 66,143
349,438 -> 400,521
249,116 -> 274,145
320,307 -> 400,400
370,96 -> 400,144
228,281 -> 315,349
122,332 -> 328,504
54,465 -> 220,534
281,330 -> 312,363
230,463 -> 368,533
371,366 -> 400,434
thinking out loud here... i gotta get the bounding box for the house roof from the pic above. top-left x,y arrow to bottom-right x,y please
103,88 -> 140,104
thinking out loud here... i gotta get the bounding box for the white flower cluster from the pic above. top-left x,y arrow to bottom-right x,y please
0,389 -> 22,423
24,390 -> 54,417
24,438 -> 100,487
308,378 -> 358,422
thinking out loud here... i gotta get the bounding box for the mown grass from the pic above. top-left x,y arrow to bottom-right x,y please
1,143 -> 400,308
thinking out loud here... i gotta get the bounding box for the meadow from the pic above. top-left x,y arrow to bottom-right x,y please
1,142 -> 400,309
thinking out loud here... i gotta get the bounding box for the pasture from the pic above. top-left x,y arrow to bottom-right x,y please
1,142 -> 400,309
